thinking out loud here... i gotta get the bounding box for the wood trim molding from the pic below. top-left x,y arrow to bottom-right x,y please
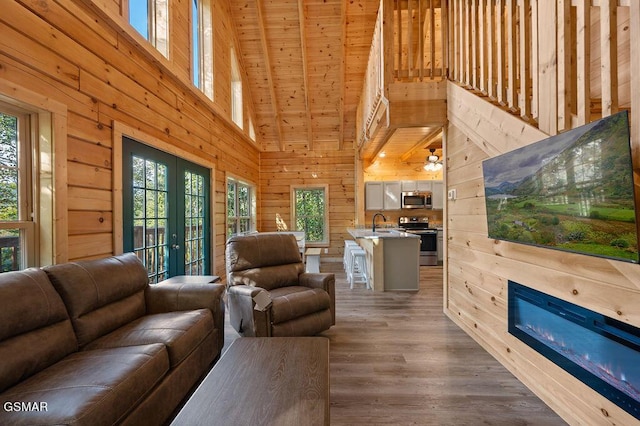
0,77 -> 68,265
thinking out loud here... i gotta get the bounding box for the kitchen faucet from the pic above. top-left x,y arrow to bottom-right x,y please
372,213 -> 387,232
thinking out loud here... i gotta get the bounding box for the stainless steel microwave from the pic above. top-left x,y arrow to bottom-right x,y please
401,192 -> 432,209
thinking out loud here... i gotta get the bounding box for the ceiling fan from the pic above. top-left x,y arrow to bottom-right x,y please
424,148 -> 443,171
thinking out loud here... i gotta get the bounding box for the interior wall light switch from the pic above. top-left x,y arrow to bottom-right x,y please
447,189 -> 456,200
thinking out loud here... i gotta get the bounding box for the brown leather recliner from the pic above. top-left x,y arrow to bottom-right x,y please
226,233 -> 335,337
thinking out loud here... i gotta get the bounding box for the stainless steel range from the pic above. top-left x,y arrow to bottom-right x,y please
398,216 -> 438,266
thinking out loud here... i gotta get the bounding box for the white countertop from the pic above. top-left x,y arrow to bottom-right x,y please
347,228 -> 420,239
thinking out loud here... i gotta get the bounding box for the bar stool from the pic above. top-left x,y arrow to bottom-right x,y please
348,248 -> 369,290
343,240 -> 358,271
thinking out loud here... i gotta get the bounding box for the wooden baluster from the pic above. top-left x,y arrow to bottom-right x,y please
600,0 -> 619,117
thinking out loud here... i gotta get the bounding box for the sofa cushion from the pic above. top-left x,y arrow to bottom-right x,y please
82,309 -> 214,367
0,344 -> 169,426
0,268 -> 77,393
44,253 -> 149,347
269,286 -> 331,325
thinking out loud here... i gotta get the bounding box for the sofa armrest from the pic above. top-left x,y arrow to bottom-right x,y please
146,282 -> 225,325
227,285 -> 271,337
146,282 -> 225,313
300,273 -> 335,325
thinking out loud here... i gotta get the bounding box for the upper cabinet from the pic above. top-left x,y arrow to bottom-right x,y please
365,181 -> 401,210
367,180 -> 443,210
365,182 -> 384,211
401,180 -> 433,192
383,181 -> 402,210
432,181 -> 444,210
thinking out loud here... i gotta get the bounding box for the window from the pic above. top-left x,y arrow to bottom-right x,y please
248,116 -> 256,142
192,0 -> 214,99
227,178 -> 255,238
129,0 -> 169,57
0,107 -> 33,271
231,48 -> 243,128
292,185 -> 329,244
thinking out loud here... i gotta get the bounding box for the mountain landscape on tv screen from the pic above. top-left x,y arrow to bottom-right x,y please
482,111 -> 639,263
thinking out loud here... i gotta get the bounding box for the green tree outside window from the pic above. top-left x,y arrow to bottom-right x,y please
294,187 -> 327,243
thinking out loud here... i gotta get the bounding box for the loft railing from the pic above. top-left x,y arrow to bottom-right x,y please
394,0 -> 448,81
357,1 -> 636,144
448,0 -> 633,135
358,0 -> 386,144
358,0 -> 447,144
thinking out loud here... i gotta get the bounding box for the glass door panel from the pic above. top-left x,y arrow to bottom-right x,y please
123,137 -> 210,282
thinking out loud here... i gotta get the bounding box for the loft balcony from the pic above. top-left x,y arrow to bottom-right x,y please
357,0 -> 448,165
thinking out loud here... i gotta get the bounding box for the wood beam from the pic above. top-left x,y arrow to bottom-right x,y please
557,0 -> 570,131
600,0 -> 619,117
255,0 -> 285,150
575,0 -> 590,126
365,127 -> 397,162
297,0 -> 313,150
339,0 -> 346,150
400,127 -> 442,162
537,0 -> 558,134
518,0 -> 531,119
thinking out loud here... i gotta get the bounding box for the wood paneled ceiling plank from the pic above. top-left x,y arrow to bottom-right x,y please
399,126 -> 442,162
297,0 -> 314,150
255,0 -> 285,151
368,127 -> 397,162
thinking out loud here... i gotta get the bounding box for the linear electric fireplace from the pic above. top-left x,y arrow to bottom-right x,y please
508,281 -> 640,420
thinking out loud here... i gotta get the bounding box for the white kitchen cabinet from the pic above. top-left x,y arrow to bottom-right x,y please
365,182 -> 384,210
401,181 -> 417,191
431,180 -> 444,209
383,181 -> 402,210
416,181 -> 433,192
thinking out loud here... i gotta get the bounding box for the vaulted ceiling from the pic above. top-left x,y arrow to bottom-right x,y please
228,0 -> 444,170
228,0 -> 379,152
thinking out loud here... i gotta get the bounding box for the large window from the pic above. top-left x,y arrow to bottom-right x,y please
227,178 -> 255,238
292,185 -> 329,244
129,0 -> 169,57
231,48 -> 243,128
192,0 -> 214,99
0,107 -> 33,271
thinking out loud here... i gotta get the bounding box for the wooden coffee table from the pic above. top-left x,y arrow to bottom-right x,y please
171,337 -> 330,426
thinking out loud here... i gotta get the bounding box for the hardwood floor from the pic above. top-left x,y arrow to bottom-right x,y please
223,264 -> 566,425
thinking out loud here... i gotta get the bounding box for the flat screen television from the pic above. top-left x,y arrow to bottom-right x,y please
481,111 -> 639,263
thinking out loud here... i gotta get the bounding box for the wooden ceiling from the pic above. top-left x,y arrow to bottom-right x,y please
228,0 -> 379,153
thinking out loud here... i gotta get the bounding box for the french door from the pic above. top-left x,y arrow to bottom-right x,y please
122,137 -> 210,282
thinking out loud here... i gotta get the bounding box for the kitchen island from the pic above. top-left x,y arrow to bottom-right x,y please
347,229 -> 420,291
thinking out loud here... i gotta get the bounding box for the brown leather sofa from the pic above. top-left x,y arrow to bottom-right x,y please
0,253 -> 225,426
226,233 -> 335,337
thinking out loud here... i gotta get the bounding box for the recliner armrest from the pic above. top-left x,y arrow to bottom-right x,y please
227,285 -> 271,337
299,272 -> 334,291
299,273 -> 335,325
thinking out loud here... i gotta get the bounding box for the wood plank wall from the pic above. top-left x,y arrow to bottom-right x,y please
259,145 -> 356,261
0,0 -> 259,274
445,2 -> 640,424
